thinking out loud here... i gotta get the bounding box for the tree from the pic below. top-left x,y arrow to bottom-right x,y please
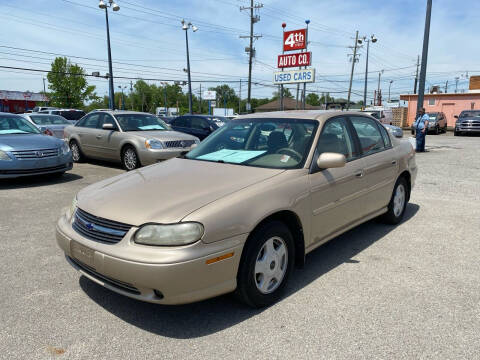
306,93 -> 320,106
208,84 -> 240,113
271,87 -> 293,100
47,57 -> 97,108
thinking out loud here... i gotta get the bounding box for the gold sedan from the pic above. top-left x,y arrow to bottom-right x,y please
56,111 -> 417,307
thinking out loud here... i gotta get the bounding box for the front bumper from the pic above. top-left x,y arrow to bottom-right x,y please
56,213 -> 246,304
137,147 -> 193,166
0,153 -> 73,178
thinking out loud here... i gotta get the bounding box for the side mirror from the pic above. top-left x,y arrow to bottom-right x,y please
317,152 -> 346,169
454,115 -> 459,119
102,123 -> 115,130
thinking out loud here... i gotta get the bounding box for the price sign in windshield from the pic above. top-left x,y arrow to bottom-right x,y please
283,29 -> 307,51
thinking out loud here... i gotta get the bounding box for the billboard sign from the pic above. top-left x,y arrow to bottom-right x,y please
278,52 -> 311,68
273,68 -> 315,85
283,29 -> 307,52
203,91 -> 217,100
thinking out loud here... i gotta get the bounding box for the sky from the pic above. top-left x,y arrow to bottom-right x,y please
0,0 -> 478,104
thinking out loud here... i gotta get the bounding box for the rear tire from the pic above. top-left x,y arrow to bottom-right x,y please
235,221 -> 295,308
435,126 -> 439,135
380,177 -> 408,225
122,146 -> 140,171
70,140 -> 84,163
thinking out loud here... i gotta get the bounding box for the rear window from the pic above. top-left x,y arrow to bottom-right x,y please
30,115 -> 70,125
58,111 -> 86,120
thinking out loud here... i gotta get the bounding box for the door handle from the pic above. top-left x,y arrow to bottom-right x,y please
96,135 -> 102,139
391,160 -> 397,165
354,170 -> 364,178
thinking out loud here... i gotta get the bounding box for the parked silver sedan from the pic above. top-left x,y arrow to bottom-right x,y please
64,110 -> 200,170
20,113 -> 71,139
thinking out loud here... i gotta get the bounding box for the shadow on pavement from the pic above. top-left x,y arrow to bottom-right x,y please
80,203 -> 420,339
0,172 -> 83,189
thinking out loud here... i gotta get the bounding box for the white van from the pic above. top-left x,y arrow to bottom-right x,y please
362,107 -> 394,125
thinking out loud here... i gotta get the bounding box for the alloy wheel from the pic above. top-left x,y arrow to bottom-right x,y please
123,148 -> 138,170
71,143 -> 80,162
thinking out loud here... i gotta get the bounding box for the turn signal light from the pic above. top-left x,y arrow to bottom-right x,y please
206,252 -> 234,265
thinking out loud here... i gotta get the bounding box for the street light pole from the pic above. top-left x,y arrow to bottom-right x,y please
388,80 -> 393,102
377,70 -> 384,106
182,19 -> 197,114
362,35 -> 377,108
99,0 -> 120,111
417,0 -> 432,113
42,77 -> 47,106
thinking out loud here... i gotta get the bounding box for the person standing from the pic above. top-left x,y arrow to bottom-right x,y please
413,107 -> 429,152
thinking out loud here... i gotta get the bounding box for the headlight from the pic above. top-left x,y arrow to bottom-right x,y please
134,222 -> 204,246
0,150 -> 12,161
194,139 -> 201,145
145,139 -> 164,149
67,196 -> 78,221
61,141 -> 70,155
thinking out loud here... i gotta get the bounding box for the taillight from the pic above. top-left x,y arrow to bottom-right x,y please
43,128 -> 54,136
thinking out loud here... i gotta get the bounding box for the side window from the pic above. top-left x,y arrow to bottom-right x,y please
350,116 -> 385,156
191,117 -> 208,130
172,117 -> 187,127
316,117 -> 356,161
77,114 -> 100,128
98,114 -> 118,130
378,124 -> 392,148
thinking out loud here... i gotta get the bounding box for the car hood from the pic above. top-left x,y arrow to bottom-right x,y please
126,130 -> 199,141
0,133 -> 62,151
77,158 -> 284,225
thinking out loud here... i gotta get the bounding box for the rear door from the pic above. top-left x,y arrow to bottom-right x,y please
190,117 -> 211,140
170,116 -> 192,135
308,116 -> 367,245
349,116 -> 398,214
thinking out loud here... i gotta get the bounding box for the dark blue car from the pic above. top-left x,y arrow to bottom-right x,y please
0,112 -> 73,178
169,115 -> 221,140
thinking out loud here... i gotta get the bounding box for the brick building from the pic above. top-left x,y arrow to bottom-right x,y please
0,90 -> 48,113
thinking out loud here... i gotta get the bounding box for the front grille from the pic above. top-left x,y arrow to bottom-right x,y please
68,256 -> 140,295
164,139 -> 196,148
0,164 -> 67,175
73,208 -> 132,244
11,148 -> 59,159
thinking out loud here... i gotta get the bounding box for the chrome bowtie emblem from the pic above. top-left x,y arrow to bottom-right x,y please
36,151 -> 45,158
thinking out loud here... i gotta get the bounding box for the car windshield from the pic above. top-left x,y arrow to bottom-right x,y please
186,118 -> 318,169
115,114 -> 169,131
30,115 -> 70,125
460,111 -> 480,118
428,114 -> 438,120
0,115 -> 41,135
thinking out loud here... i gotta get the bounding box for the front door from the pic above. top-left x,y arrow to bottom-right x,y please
92,114 -> 122,160
308,116 -> 367,248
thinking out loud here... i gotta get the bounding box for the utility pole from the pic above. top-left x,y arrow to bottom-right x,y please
240,1 -> 263,113
362,35 -> 377,108
417,0 -> 432,113
295,84 -> 300,110
388,80 -> 393,102
455,77 -> 459,93
445,80 -> 448,93
414,55 -> 420,94
347,30 -> 360,110
239,79 -> 242,114
199,83 -> 202,113
302,20 -> 310,110
130,80 -> 133,110
377,70 -> 384,106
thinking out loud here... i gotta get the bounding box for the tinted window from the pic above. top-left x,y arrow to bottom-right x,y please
30,115 -> 70,125
172,117 -> 189,127
59,110 -> 86,120
316,117 -> 356,161
350,116 -> 385,155
460,111 -> 480,118
191,117 -> 209,130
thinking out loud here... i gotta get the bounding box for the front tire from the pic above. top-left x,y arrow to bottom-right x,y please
70,140 -> 84,163
435,126 -> 439,135
380,177 -> 408,225
122,146 -> 140,171
454,130 -> 460,136
236,221 -> 295,308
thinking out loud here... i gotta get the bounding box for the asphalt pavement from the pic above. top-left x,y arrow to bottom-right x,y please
1,133 -> 479,359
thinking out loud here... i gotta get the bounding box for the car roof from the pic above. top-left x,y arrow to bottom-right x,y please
94,110 -> 154,116
235,110 -> 366,122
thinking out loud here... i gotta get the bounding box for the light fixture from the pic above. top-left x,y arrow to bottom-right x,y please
192,25 -> 198,32
371,35 -> 377,43
98,0 -> 107,9
112,2 -> 120,11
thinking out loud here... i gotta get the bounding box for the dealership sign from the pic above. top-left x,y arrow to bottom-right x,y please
278,52 -> 311,68
203,90 -> 216,100
273,68 -> 315,84
283,29 -> 307,51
